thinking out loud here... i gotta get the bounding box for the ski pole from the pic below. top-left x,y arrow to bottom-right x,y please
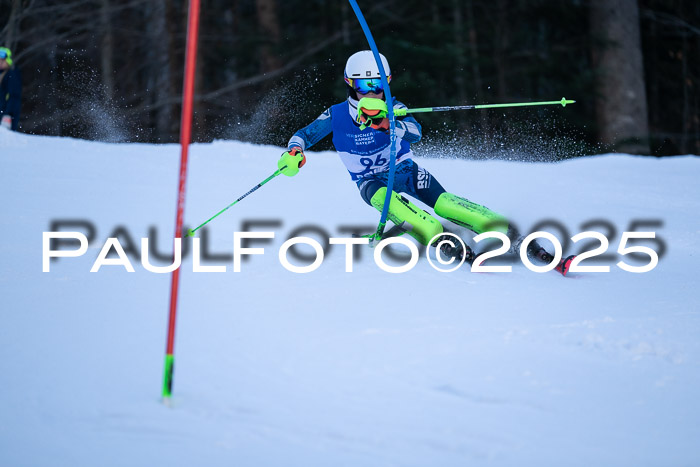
186,167 -> 285,237
393,97 -> 575,117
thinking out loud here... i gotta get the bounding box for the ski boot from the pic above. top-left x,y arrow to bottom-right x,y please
528,242 -> 576,276
432,233 -> 476,265
509,227 -> 576,276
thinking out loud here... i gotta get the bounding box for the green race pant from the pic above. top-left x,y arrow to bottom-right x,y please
370,189 -> 509,245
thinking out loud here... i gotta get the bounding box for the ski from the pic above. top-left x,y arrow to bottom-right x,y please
353,226 -> 572,275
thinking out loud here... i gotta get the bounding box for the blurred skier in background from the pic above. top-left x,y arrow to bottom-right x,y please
0,46 -> 22,132
278,50 -> 574,274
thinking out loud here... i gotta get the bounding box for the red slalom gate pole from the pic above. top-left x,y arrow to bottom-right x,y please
163,0 -> 201,404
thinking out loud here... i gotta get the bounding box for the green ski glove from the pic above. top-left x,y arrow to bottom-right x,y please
278,147 -> 306,176
357,97 -> 389,131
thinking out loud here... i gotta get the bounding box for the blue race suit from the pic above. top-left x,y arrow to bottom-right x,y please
287,97 -> 446,207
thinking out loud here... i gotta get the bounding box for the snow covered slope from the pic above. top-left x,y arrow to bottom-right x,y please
1,129 -> 699,466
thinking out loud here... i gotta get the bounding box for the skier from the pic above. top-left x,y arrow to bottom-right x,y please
278,50 -> 574,274
0,47 -> 22,132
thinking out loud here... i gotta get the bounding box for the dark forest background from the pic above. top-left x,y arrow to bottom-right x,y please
2,0 -> 698,158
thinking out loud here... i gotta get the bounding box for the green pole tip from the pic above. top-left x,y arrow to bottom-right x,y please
186,229 -> 195,237
560,98 -> 576,107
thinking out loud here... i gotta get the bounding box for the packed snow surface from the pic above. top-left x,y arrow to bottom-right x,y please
1,129 -> 699,466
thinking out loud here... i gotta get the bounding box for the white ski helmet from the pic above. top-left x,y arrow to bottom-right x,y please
344,50 -> 392,91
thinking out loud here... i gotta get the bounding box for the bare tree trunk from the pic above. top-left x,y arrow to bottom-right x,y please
99,0 -> 115,103
255,0 -> 281,74
146,0 -> 175,142
681,27 -> 689,154
648,17 -> 659,135
495,0 -> 508,101
431,3 -> 439,26
465,0 -> 488,133
453,0 -> 467,128
341,1 -> 350,46
166,0 -> 179,140
3,0 -> 22,49
49,42 -> 61,136
590,0 -> 650,154
696,35 -> 700,155
465,1 -> 482,97
194,34 -> 205,142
